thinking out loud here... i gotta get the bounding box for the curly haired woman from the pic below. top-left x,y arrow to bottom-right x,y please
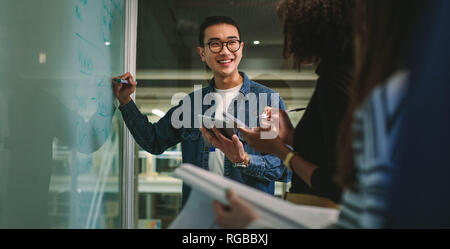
273,0 -> 355,203
232,0 -> 355,206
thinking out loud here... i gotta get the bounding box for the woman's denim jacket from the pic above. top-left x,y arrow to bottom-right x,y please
119,72 -> 291,205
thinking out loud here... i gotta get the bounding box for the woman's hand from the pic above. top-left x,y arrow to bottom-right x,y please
238,126 -> 285,154
262,107 -> 295,145
237,107 -> 295,154
212,189 -> 259,229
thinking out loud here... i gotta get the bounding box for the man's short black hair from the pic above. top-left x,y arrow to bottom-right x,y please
198,16 -> 242,46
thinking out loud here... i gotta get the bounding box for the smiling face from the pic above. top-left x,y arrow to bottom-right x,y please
198,23 -> 244,79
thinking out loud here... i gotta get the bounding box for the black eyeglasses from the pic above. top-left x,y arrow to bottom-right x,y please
204,39 -> 242,53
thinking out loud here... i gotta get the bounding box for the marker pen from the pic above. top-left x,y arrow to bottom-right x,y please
115,79 -> 129,84
115,78 -> 138,85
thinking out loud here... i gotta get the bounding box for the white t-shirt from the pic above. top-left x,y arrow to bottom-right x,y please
208,83 -> 243,175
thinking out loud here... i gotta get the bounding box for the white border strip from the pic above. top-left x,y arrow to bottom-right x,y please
122,0 -> 138,229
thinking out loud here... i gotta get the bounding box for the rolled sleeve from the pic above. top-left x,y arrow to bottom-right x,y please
243,154 -> 291,183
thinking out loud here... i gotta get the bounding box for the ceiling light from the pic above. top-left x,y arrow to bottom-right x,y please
39,53 -> 46,64
253,40 -> 260,45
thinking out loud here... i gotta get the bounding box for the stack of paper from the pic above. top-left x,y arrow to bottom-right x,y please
169,164 -> 340,229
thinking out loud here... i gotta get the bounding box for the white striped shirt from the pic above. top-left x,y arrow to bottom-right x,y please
336,71 -> 409,229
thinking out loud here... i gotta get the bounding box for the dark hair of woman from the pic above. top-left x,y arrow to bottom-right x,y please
277,0 -> 355,67
336,0 -> 427,189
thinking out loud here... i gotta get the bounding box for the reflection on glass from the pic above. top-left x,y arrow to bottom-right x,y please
0,0 -> 124,228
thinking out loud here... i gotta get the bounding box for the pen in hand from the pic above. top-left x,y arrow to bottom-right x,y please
115,78 -> 138,85
286,107 -> 306,113
259,107 -> 306,119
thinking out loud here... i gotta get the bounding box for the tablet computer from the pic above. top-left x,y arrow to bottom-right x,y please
222,112 -> 249,129
197,114 -> 235,139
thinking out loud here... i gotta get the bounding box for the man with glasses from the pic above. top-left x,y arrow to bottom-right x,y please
113,16 -> 290,205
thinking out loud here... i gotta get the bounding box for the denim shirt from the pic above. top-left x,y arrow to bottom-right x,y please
119,72 -> 291,205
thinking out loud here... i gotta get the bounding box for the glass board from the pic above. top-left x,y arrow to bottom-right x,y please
0,0 -> 125,228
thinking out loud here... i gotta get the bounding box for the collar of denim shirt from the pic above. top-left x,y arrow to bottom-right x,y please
206,71 -> 251,95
